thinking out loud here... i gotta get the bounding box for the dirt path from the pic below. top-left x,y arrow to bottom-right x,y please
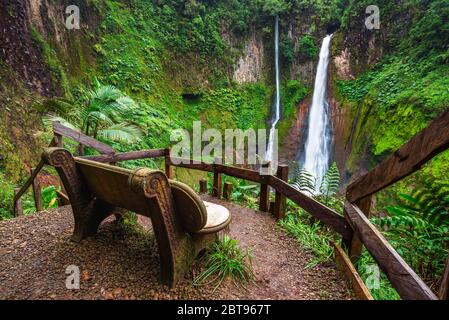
0,198 -> 352,300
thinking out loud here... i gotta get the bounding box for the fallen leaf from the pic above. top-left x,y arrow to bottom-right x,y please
82,270 -> 90,281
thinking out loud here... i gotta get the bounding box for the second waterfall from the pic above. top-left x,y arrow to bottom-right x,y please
302,34 -> 333,192
265,16 -> 280,165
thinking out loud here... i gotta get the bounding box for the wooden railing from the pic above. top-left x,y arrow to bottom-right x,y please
13,122 -> 116,215
343,108 -> 449,300
13,112 -> 449,300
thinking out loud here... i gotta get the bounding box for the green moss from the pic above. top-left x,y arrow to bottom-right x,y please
338,55 -> 449,170
278,80 -> 309,143
29,27 -> 71,97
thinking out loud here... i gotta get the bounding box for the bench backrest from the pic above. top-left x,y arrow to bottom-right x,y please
75,158 -> 154,215
74,157 -> 208,233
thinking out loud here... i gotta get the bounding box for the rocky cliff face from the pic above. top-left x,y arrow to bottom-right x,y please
1,0 -> 99,94
328,17 -> 387,181
0,0 -> 54,96
233,31 -> 265,84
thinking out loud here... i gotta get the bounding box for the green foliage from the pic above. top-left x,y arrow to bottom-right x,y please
289,162 -> 342,211
340,57 -> 449,158
279,203 -> 335,268
23,185 -> 59,215
257,0 -> 291,16
280,80 -> 309,118
338,0 -> 449,164
41,185 -> 59,209
29,27 -> 71,97
297,34 -> 318,60
47,82 -> 144,145
375,177 -> 449,286
280,36 -> 295,62
290,167 -> 315,194
319,162 -> 340,198
278,80 -> 309,141
356,250 -> 400,300
225,177 -> 260,209
193,235 -> 254,291
400,0 -> 449,62
0,172 -> 14,219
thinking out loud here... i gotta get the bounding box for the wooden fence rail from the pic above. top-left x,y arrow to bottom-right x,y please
346,109 -> 449,203
344,202 -> 437,300
343,108 -> 449,300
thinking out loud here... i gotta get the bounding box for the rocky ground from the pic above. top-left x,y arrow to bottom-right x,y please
0,196 -> 352,300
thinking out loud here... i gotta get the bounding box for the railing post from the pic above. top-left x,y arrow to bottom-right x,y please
56,190 -> 70,206
199,179 -> 207,194
14,188 -> 23,217
164,148 -> 173,179
31,168 -> 43,212
223,182 -> 233,200
259,162 -> 270,212
348,195 -> 372,262
53,133 -> 63,147
439,255 -> 449,300
273,165 -> 288,219
269,201 -> 275,214
212,157 -> 222,198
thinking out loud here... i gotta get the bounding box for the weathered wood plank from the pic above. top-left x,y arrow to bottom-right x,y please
167,157 -> 214,172
268,175 -> 353,242
259,162 -> 270,212
223,182 -> 233,200
349,196 -> 372,262
82,149 -> 166,163
14,188 -> 23,217
56,190 -> 70,206
347,108 -> 449,202
212,170 -> 222,198
333,242 -> 374,300
168,158 -> 262,183
31,168 -> 43,212
273,165 -> 288,219
439,255 -> 449,300
164,148 -> 173,179
216,164 -> 262,183
54,133 -> 63,147
13,159 -> 45,215
199,179 -> 207,194
344,202 -> 437,300
53,122 -> 115,155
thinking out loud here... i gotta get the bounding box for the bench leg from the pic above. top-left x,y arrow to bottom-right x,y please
42,148 -> 114,242
130,170 -> 201,287
71,199 -> 115,242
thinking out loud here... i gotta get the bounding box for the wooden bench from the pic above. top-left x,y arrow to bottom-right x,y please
41,147 -> 231,287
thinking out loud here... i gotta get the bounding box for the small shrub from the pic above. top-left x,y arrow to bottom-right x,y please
298,35 -> 318,60
193,235 -> 254,291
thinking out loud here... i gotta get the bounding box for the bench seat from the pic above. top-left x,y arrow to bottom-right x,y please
199,201 -> 231,234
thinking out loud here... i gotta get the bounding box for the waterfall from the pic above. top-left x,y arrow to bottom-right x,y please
265,15 -> 280,164
303,34 -> 333,192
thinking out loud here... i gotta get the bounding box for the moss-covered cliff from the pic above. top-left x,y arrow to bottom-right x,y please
330,0 -> 449,182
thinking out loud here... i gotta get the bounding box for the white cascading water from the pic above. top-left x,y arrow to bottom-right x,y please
303,34 -> 333,192
265,15 -> 280,164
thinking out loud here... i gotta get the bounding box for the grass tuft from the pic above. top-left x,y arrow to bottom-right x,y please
193,235 -> 255,292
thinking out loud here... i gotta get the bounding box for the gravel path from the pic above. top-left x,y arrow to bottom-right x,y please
0,198 -> 352,300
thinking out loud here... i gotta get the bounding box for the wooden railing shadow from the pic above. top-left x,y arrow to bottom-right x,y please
13,111 -> 449,299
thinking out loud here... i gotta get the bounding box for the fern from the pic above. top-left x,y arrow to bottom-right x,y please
319,162 -> 341,199
382,177 -> 449,230
290,166 -> 315,194
378,176 -> 449,284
